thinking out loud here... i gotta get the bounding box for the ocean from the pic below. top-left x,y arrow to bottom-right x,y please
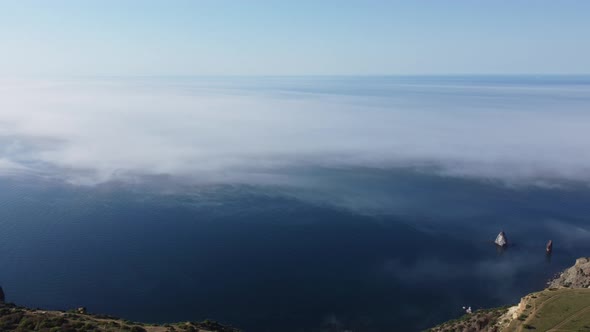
1,76 -> 590,331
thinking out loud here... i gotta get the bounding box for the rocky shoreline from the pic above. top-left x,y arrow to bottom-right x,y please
547,257 -> 590,289
0,299 -> 240,332
427,257 -> 590,332
2,258 -> 589,332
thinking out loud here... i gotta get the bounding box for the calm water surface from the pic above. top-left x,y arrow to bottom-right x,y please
1,170 -> 590,331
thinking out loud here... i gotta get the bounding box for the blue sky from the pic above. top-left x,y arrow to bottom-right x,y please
1,0 -> 589,76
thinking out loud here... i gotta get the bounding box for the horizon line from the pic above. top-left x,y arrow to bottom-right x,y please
2,73 -> 590,79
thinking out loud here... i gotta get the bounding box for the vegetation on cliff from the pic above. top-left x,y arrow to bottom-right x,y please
504,288 -> 590,331
427,306 -> 510,332
0,302 -> 239,332
427,257 -> 590,332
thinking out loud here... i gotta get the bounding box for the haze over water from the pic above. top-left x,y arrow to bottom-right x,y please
2,76 -> 590,331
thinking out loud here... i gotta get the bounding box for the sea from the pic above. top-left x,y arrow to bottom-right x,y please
1,76 -> 590,331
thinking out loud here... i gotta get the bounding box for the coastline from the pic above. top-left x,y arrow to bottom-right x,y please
427,257 -> 590,332
0,302 -> 240,332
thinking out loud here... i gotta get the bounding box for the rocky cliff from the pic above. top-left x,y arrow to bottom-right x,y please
548,257 -> 590,288
428,257 -> 590,332
0,301 -> 239,332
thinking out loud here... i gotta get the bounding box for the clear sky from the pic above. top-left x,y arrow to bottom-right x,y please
1,0 -> 589,76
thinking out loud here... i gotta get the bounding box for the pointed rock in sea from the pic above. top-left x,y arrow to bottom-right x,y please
495,231 -> 507,247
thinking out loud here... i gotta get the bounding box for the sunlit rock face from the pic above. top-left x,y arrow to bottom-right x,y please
494,231 -> 507,247
549,257 -> 590,288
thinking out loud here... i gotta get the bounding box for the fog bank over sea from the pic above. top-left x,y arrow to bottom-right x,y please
2,76 -> 590,187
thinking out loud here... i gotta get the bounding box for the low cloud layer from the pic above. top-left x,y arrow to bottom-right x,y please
1,76 -> 590,186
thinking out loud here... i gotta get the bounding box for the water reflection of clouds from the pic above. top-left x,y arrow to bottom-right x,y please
544,219 -> 590,249
382,251 -> 545,302
385,255 -> 533,280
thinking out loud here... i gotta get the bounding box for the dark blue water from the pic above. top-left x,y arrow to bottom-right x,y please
1,169 -> 590,331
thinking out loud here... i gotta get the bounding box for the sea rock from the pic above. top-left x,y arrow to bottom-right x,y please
494,231 -> 507,247
546,240 -> 553,253
0,286 -> 4,303
77,307 -> 87,314
548,257 -> 590,288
